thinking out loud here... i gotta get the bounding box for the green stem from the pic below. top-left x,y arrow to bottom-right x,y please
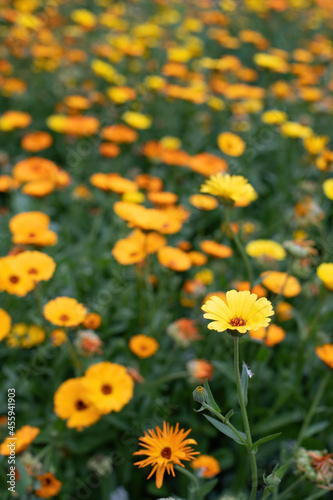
274,475 -> 305,500
65,336 -> 82,376
225,207 -> 253,286
234,337 -> 258,500
296,370 -> 331,447
174,465 -> 201,500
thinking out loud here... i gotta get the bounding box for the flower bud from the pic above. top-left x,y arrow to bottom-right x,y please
192,386 -> 208,404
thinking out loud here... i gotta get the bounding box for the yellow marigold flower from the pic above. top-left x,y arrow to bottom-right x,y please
317,263 -> 333,290
207,96 -> 225,111
54,378 -> 101,430
84,362 -> 134,414
323,179 -> 333,200
91,59 -> 117,83
189,194 -> 218,210
158,246 -> 192,271
6,323 -> 45,348
15,251 -> 56,282
254,53 -> 288,73
144,75 -> 165,90
46,114 -> 67,133
160,136 -> 182,150
129,334 -> 159,358
0,111 -> 31,131
246,240 -> 286,260
304,136 -> 329,156
122,111 -> 152,130
202,290 -> 274,335
35,472 -> 62,498
316,344 -> 333,369
44,297 -> 87,327
0,256 -> 35,297
261,110 -> 287,125
249,324 -> 286,346
200,173 -> 257,205
191,455 -> 221,478
0,309 -> 11,341
0,426 -> 39,455
217,132 -> 245,157
261,271 -> 301,297
280,121 -> 313,139
133,421 -> 199,488
194,269 -> 214,285
70,9 -> 97,28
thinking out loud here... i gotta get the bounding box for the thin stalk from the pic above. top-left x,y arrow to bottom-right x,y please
174,465 -> 201,500
296,370 -> 330,447
274,475 -> 305,500
65,336 -> 82,376
225,207 -> 253,286
234,337 -> 258,500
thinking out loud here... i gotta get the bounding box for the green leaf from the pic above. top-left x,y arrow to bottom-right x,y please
275,464 -> 288,479
241,361 -> 249,406
251,433 -> 281,452
197,478 -> 218,497
204,379 -> 221,413
224,409 -> 234,422
203,414 -> 246,445
303,421 -> 329,438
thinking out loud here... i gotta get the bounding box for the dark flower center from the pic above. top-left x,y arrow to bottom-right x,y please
161,447 -> 172,459
229,316 -> 246,327
75,400 -> 87,411
9,275 -> 19,284
101,384 -> 112,395
28,268 -> 38,274
59,314 -> 70,322
44,477 -> 52,485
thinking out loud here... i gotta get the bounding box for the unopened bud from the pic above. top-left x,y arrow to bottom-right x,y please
192,386 -> 208,404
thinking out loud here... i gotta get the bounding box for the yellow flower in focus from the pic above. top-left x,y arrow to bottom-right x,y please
280,122 -> 313,139
202,290 -> 274,335
246,240 -> 286,260
122,111 -> 152,130
200,173 -> 257,206
317,263 -> 333,290
323,179 -> 333,200
261,110 -> 287,125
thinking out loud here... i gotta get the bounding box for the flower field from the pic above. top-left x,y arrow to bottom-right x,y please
1,0 -> 333,499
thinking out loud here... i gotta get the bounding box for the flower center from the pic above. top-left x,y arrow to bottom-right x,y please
161,447 -> 172,459
9,275 -> 19,284
28,268 -> 38,274
59,314 -> 70,322
229,316 -> 246,327
44,477 -> 52,485
101,384 -> 112,395
75,400 -> 87,411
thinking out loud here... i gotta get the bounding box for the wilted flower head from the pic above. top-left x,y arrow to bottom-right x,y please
295,447 -> 333,490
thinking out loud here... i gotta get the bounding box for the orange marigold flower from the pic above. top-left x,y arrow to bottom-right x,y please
44,297 -> 87,327
200,240 -> 233,258
217,132 -> 246,156
99,142 -> 120,158
191,454 -> 221,478
101,124 -> 138,143
134,422 -> 199,488
21,131 -> 53,152
83,312 -> 101,330
129,334 -> 159,358
158,246 -> 192,271
0,426 -> 39,455
187,359 -> 214,381
35,472 -> 62,498
261,271 -> 301,297
249,324 -> 286,346
84,362 -> 134,414
316,344 -> 333,369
